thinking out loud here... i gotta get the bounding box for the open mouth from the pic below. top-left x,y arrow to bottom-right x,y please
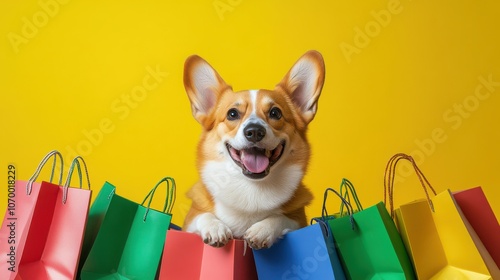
226,141 -> 285,179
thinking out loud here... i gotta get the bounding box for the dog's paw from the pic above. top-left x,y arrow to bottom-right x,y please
200,219 -> 233,247
244,220 -> 285,250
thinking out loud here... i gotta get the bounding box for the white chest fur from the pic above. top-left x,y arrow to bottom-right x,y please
201,160 -> 303,237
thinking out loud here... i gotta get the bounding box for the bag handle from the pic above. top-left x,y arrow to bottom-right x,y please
62,156 -> 91,204
384,153 -> 437,218
141,177 -> 176,221
339,178 -> 363,216
26,150 -> 64,195
311,217 -> 333,239
321,187 -> 355,229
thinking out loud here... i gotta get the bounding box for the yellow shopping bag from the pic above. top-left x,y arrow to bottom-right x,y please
384,153 -> 500,280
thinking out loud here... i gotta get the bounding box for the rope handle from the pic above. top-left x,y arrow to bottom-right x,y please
384,153 -> 437,218
26,150 -> 64,195
62,156 -> 91,204
141,177 -> 176,221
339,178 -> 363,216
321,187 -> 355,230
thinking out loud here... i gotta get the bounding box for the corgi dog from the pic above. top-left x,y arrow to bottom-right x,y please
182,50 -> 325,249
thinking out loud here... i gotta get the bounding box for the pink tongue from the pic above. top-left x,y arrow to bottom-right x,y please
241,150 -> 269,174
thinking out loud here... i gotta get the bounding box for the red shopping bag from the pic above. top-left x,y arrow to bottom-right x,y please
2,155 -> 92,279
159,230 -> 257,280
454,187 -> 500,268
0,151 -> 64,280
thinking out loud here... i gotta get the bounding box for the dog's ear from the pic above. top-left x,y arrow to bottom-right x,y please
276,50 -> 325,124
184,55 -> 231,125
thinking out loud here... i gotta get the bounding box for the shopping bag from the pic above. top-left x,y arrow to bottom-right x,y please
454,187 -> 500,268
159,230 -> 257,280
252,219 -> 346,280
323,183 -> 415,280
12,155 -> 91,279
385,153 -> 500,279
77,181 -> 116,277
0,150 -> 64,280
81,177 -> 176,280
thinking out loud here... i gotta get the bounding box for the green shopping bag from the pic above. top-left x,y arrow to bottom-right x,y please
322,181 -> 415,280
77,181 -> 116,277
81,177 -> 176,280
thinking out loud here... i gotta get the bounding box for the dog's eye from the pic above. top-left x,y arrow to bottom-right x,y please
269,107 -> 282,120
227,108 -> 240,120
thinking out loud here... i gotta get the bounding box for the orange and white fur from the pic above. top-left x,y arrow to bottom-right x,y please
182,50 -> 325,249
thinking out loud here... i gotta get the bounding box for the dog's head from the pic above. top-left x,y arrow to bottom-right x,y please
184,51 -> 325,183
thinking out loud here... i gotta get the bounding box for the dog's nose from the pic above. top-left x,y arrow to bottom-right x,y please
244,123 -> 266,143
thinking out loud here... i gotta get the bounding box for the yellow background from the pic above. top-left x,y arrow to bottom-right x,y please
1,0 -> 499,227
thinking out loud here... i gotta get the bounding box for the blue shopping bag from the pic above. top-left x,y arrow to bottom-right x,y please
253,221 -> 346,280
